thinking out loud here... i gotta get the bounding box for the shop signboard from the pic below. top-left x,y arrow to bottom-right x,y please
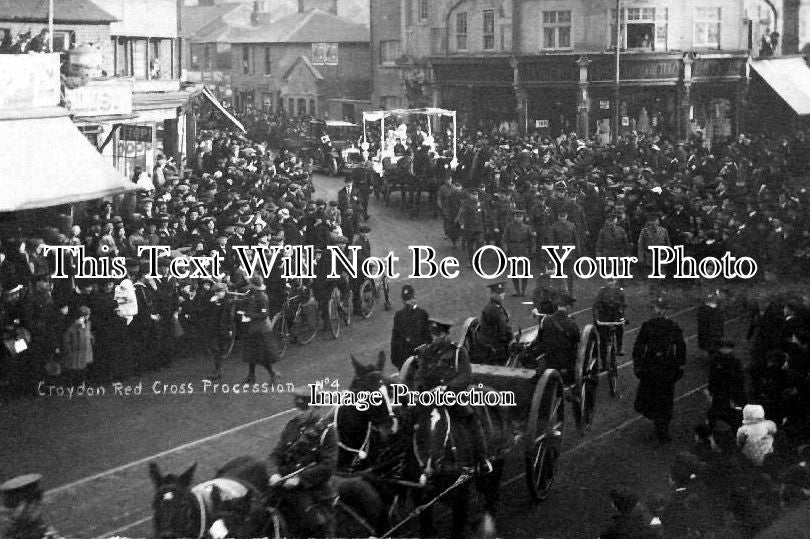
65,80 -> 133,117
121,125 -> 153,142
0,54 -> 60,110
536,119 -> 549,128
600,101 -> 610,109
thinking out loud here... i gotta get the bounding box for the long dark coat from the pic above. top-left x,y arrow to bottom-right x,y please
632,316 -> 686,423
242,289 -> 280,367
390,304 -> 431,370
697,303 -> 724,353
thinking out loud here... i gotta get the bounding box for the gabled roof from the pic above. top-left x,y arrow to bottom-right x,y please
181,3 -> 250,38
228,9 -> 369,44
0,0 -> 117,23
282,55 -> 324,81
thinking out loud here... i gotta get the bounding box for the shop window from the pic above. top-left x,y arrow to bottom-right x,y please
610,8 -> 662,50
483,9 -> 495,50
242,46 -> 250,74
312,43 -> 338,65
297,98 -> 307,117
418,0 -> 428,23
542,11 -> 571,50
288,97 -> 295,115
264,46 -> 271,75
309,99 -> 316,116
203,46 -> 211,70
456,12 -> 468,51
380,40 -> 401,65
695,7 -> 721,49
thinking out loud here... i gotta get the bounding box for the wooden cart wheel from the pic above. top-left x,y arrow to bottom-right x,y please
292,299 -> 319,345
358,279 -> 375,319
328,288 -> 341,339
574,325 -> 600,434
381,275 -> 391,311
524,369 -> 564,502
341,288 -> 353,326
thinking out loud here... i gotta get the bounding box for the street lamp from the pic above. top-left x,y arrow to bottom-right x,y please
613,0 -> 621,143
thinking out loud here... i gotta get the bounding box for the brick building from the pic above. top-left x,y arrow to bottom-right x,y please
371,0 -> 801,140
0,0 -> 115,61
228,1 -> 371,120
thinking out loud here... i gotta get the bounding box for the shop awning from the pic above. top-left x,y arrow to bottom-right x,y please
0,111 -> 135,212
750,57 -> 810,116
202,87 -> 245,133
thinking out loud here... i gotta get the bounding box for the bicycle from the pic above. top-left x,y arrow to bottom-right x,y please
270,283 -> 320,359
357,273 -> 391,319
595,319 -> 625,397
327,275 -> 353,339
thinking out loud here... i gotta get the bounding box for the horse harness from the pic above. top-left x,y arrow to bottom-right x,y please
189,477 -> 255,539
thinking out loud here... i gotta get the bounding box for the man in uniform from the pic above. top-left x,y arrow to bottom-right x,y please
596,210 -> 630,259
390,284 -> 431,370
457,189 -> 485,267
548,204 -> 581,299
632,298 -> 686,443
592,277 -> 627,360
503,209 -> 534,297
0,473 -> 58,539
476,282 -> 513,365
414,318 -> 492,473
268,388 -> 337,538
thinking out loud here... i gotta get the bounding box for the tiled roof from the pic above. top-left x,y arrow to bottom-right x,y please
228,9 -> 369,44
0,0 -> 117,23
181,3 -> 247,38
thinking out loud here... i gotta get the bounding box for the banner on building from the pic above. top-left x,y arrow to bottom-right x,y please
0,54 -> 60,110
65,80 -> 133,117
121,125 -> 153,142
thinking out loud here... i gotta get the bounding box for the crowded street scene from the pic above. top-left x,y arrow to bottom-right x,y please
3,0 -> 810,538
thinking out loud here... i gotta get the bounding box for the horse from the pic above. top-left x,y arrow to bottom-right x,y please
332,352 -> 413,535
401,356 -> 508,539
150,456 -> 274,539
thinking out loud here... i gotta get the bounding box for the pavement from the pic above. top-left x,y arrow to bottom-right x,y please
0,174 -> 761,538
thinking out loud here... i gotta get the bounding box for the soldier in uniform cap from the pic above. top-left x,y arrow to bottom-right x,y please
0,474 -> 58,539
268,388 -> 337,537
592,277 -> 627,359
390,284 -> 431,370
502,209 -> 534,297
548,204 -> 581,299
457,189 -> 485,267
475,282 -> 513,365
414,318 -> 492,474
205,282 -> 236,380
632,298 -> 686,443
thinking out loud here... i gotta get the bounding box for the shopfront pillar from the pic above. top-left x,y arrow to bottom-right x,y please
734,79 -> 746,137
514,85 -> 527,135
576,56 -> 591,138
680,53 -> 695,141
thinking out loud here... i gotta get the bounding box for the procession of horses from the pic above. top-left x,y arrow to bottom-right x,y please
149,311 -> 608,539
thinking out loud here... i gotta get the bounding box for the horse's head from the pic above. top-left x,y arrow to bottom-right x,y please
349,351 -> 396,429
413,406 -> 452,483
149,462 -> 201,539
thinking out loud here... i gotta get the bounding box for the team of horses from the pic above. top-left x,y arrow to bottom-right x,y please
150,351 -> 509,539
378,154 -> 450,217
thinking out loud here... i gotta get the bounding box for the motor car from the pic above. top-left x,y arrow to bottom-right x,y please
286,119 -> 363,176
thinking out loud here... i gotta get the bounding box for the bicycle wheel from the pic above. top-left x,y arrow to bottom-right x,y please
293,300 -> 319,345
328,288 -> 341,339
359,280 -> 375,319
269,311 -> 289,360
607,334 -> 619,397
381,275 -> 392,311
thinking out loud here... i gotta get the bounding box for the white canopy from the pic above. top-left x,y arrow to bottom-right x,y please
361,107 -> 458,168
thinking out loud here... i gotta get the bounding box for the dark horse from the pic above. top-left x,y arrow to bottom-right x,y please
332,352 -> 413,535
400,355 -> 506,539
150,457 -> 276,539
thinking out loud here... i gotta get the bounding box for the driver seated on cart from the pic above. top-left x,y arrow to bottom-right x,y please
414,317 -> 493,474
592,277 -> 627,360
476,281 -> 514,365
268,387 -> 337,538
532,293 -> 580,386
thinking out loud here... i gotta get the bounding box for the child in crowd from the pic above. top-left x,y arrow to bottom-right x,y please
61,305 -> 93,383
737,404 -> 778,467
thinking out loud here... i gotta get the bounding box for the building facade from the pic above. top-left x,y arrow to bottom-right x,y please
227,4 -> 371,121
372,0 -> 786,140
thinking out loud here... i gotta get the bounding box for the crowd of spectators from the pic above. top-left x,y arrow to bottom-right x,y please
0,127 -> 373,393
0,28 -> 51,54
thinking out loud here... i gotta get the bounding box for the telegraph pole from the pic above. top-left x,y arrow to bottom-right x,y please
613,0 -> 621,142
48,0 -> 54,52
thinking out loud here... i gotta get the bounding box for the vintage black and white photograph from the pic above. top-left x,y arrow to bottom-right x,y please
1,0 -> 810,537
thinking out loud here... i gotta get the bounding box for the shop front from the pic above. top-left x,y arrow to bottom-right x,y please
432,58 -> 516,131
